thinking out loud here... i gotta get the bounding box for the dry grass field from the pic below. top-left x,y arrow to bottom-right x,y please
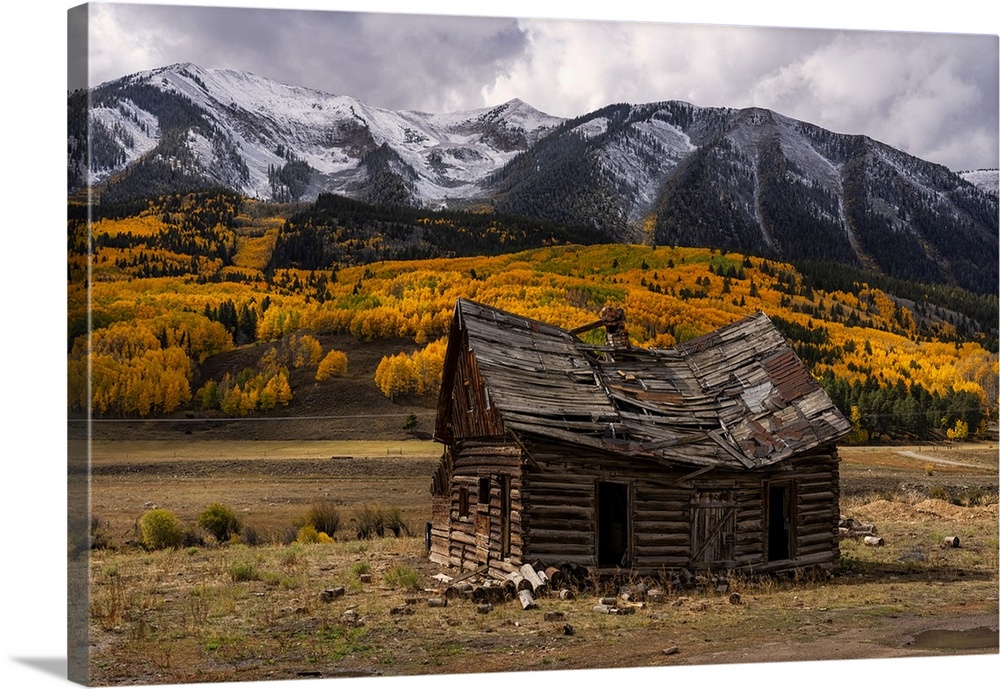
80,441 -> 999,686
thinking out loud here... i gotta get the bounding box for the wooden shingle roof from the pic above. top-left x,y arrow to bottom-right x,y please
438,298 -> 851,469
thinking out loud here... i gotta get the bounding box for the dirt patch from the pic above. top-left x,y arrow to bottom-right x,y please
847,499 -> 998,523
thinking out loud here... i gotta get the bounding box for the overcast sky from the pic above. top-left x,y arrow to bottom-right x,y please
77,1 -> 999,172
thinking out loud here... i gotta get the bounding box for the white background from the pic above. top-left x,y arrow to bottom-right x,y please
2,2 -> 997,688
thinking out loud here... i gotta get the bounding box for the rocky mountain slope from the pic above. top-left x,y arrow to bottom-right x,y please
68,63 -> 998,294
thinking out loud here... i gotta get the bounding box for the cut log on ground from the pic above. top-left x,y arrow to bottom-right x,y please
518,589 -> 537,610
519,564 -> 547,595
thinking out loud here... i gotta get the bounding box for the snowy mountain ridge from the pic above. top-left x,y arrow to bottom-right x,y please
67,63 -> 998,295
70,63 -> 564,204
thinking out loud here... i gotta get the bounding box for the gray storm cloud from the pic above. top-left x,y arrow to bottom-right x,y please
85,3 -> 998,171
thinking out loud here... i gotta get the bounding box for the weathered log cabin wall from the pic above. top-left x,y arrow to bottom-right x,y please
518,440 -> 841,575
429,437 -> 525,571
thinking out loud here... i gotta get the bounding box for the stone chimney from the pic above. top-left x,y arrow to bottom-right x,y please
600,305 -> 630,349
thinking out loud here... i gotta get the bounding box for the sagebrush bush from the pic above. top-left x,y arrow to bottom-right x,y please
384,507 -> 411,537
352,505 -> 386,539
90,515 -> 111,550
197,503 -> 243,543
239,525 -> 263,546
383,565 -> 420,590
138,509 -> 184,550
303,500 -> 341,537
228,562 -> 259,583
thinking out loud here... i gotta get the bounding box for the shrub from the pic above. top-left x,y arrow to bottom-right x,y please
384,507 -> 412,537
349,562 -> 371,578
296,525 -> 321,544
928,485 -> 949,501
303,501 -> 341,538
239,525 -> 263,546
90,515 -> 111,550
228,562 -> 260,583
383,565 -> 420,590
138,509 -> 185,550
352,505 -> 386,539
198,503 -> 243,543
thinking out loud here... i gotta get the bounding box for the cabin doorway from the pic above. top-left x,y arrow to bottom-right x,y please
597,481 -> 630,567
499,474 -> 511,559
767,483 -> 792,561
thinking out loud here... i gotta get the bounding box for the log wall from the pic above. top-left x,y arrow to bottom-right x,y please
516,440 -> 841,575
428,439 -> 523,572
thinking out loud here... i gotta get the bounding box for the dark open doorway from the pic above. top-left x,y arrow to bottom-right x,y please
597,481 -> 629,567
499,474 -> 511,559
767,483 -> 791,561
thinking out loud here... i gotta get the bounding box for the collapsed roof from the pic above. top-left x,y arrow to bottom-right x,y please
436,298 -> 851,470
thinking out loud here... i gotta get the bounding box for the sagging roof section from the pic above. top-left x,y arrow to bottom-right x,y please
436,298 -> 851,469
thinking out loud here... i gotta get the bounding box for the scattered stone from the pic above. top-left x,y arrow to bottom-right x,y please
319,587 -> 345,603
390,606 -> 414,615
340,609 -> 362,626
543,611 -> 565,622
662,646 -> 679,656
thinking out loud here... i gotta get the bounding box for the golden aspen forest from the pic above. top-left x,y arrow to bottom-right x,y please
68,190 -> 998,442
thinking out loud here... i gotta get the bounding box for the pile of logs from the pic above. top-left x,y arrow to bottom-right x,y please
439,563 -> 579,610
838,518 -> 884,546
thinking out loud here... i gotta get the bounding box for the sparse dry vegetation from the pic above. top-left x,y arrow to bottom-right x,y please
81,440 -> 998,685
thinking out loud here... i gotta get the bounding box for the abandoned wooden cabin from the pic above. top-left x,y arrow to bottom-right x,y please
429,298 -> 852,578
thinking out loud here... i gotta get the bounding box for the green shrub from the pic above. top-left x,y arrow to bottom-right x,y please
228,562 -> 260,583
349,562 -> 371,578
138,509 -> 185,550
383,565 -> 420,590
928,485 -> 949,502
198,503 -> 243,543
303,500 -> 341,538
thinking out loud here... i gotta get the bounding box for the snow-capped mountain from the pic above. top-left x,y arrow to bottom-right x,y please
488,102 -> 997,294
959,169 -> 999,197
68,63 -> 563,205
68,63 -> 998,294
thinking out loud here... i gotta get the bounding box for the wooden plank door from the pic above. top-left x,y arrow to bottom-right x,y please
691,490 -> 736,566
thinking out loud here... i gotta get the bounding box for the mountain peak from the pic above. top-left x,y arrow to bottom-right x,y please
69,64 -> 997,295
